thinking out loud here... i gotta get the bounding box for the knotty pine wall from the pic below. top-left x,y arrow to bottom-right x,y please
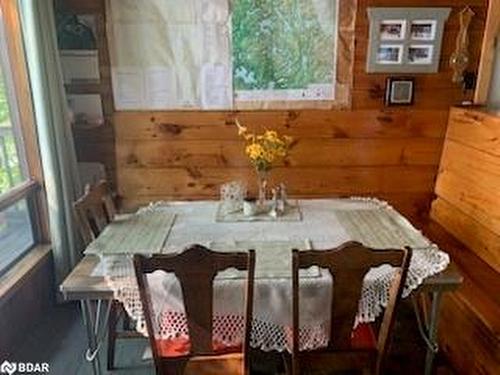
432,107 -> 500,273
73,0 -> 487,221
430,107 -> 500,374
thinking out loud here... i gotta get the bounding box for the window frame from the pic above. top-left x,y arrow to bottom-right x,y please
0,0 -> 49,265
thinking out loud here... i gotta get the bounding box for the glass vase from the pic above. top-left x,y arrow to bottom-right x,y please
256,169 -> 269,207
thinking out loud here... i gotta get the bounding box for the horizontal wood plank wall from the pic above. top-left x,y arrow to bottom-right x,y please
421,221 -> 500,375
430,106 -> 500,375
71,0 -> 487,220
114,111 -> 445,214
432,107 -> 500,273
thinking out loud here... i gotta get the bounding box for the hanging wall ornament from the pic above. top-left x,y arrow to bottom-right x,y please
449,6 -> 475,83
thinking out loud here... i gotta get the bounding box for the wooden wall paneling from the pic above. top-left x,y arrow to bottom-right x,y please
113,110 -> 449,141
116,138 -> 442,169
431,197 -> 500,274
423,220 -> 500,306
422,219 -> 500,375
446,107 -> 500,156
438,264 -> 500,373
66,0 -> 488,212
430,106 -> 500,374
353,1 -> 486,110
0,250 -> 53,358
433,107 -> 500,271
117,166 -> 437,206
113,107 -> 448,209
435,139 -> 500,235
439,293 -> 500,375
73,127 -> 116,188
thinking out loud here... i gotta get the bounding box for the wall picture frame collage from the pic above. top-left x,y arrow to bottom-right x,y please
367,8 -> 451,73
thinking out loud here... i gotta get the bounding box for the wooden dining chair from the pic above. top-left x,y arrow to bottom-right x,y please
73,179 -> 116,245
289,241 -> 412,375
73,179 -> 123,370
134,244 -> 256,375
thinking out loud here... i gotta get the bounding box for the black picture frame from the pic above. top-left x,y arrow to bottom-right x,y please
385,77 -> 415,106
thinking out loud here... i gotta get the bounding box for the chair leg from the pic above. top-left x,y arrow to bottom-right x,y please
282,354 -> 290,375
107,301 -> 119,371
281,352 -> 293,375
122,306 -> 132,331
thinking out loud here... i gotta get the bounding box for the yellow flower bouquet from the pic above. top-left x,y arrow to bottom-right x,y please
235,119 -> 293,172
235,119 -> 293,205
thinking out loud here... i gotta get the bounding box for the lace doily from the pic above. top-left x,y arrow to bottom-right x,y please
100,198 -> 449,352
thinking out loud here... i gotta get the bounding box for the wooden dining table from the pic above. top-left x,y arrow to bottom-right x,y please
60,199 -> 462,375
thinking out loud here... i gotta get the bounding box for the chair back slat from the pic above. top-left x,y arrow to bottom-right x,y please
73,180 -> 116,245
134,244 -> 255,367
292,241 -> 411,374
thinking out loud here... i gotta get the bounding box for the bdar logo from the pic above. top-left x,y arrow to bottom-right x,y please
0,361 -> 16,375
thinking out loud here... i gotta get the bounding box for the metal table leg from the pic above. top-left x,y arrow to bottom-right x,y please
413,290 -> 443,375
80,300 -> 112,375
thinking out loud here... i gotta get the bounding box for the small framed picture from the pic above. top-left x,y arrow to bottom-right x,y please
376,44 -> 403,65
379,20 -> 406,40
385,77 -> 415,106
410,20 -> 437,41
408,45 -> 434,65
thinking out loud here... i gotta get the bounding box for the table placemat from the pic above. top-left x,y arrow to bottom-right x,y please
209,239 -> 319,279
215,200 -> 302,223
333,208 -> 429,249
84,211 -> 176,255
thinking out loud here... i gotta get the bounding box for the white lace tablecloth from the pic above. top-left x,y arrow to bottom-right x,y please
95,198 -> 449,352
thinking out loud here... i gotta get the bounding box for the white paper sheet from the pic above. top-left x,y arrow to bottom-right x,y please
145,67 -> 175,109
112,68 -> 144,109
108,0 -> 231,110
201,63 -> 232,109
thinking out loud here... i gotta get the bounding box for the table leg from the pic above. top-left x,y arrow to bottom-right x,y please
80,300 -> 112,375
413,290 -> 443,375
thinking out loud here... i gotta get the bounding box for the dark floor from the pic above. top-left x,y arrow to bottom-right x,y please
8,300 -> 455,375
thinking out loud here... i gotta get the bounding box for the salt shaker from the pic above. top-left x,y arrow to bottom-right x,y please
269,188 -> 279,218
279,183 -> 288,207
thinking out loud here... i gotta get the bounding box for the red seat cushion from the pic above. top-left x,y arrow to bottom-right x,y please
351,323 -> 377,349
157,323 -> 376,357
156,337 -> 242,358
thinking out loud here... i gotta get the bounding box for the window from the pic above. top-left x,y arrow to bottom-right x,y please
0,199 -> 34,271
0,3 -> 46,275
0,24 -> 27,194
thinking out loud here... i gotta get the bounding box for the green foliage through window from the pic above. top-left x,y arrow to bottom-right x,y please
0,69 -> 22,194
0,70 -> 9,124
